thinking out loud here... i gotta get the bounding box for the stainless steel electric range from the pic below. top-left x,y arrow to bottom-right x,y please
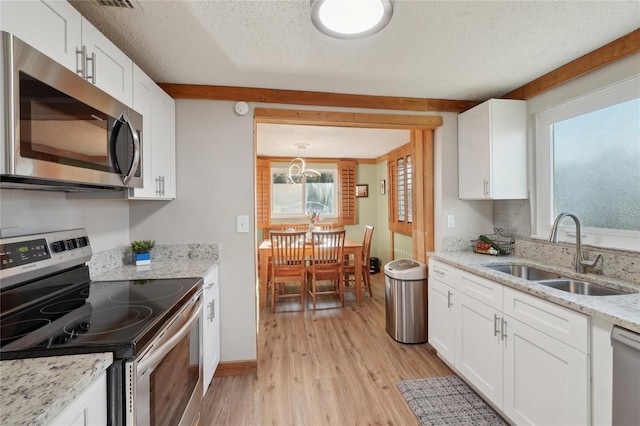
0,228 -> 204,426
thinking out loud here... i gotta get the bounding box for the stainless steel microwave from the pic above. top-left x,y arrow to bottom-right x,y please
1,31 -> 143,191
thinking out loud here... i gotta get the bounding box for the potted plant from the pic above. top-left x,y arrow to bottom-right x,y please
130,240 -> 155,265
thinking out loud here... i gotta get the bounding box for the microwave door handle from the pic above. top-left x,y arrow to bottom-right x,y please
120,113 -> 141,185
137,298 -> 202,374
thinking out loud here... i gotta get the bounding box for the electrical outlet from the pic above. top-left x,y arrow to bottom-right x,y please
447,214 -> 455,228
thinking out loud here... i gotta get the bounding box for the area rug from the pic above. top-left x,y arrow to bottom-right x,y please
397,375 -> 508,425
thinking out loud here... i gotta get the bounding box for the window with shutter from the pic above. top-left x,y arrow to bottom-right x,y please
256,158 -> 271,228
387,144 -> 412,235
256,158 -> 357,227
338,160 -> 356,225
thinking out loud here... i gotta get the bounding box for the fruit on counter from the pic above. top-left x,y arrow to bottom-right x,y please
479,235 -> 507,255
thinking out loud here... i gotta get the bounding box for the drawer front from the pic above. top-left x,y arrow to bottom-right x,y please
503,286 -> 588,353
429,259 -> 456,287
458,270 -> 503,310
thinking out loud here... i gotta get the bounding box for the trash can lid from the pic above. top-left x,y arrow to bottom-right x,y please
384,258 -> 427,280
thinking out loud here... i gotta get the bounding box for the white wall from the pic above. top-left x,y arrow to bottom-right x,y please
129,100 -> 257,363
0,189 -> 129,252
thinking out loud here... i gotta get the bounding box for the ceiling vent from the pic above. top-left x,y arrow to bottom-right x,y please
95,0 -> 135,9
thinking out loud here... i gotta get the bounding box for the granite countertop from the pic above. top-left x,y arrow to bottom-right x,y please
429,252 -> 640,333
91,259 -> 216,282
0,353 -> 113,426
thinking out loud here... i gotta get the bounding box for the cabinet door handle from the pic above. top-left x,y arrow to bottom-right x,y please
433,268 -> 445,276
494,314 -> 500,337
161,176 -> 165,196
85,51 -> 96,84
207,300 -> 215,321
484,179 -> 490,197
501,318 -> 507,340
76,46 -> 86,77
155,177 -> 162,196
447,291 -> 453,308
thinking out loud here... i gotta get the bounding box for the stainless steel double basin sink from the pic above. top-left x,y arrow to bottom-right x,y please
485,264 -> 633,296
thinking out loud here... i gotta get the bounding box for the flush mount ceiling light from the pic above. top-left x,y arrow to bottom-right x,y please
287,143 -> 320,184
310,0 -> 393,39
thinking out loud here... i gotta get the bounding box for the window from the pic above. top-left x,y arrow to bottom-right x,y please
535,76 -> 640,251
271,166 -> 337,219
388,143 -> 412,235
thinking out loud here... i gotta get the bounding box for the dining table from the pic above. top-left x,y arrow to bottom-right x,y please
258,237 -> 364,308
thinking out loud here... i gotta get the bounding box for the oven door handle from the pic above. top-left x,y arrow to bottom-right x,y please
137,297 -> 202,374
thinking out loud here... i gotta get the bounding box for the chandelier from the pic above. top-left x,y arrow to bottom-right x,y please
287,143 -> 320,184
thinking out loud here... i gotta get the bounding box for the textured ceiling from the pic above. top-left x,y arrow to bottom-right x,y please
69,0 -> 639,157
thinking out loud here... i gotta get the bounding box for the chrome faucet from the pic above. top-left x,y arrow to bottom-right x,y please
548,212 -> 602,273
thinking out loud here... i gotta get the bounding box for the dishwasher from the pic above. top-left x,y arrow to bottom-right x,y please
611,326 -> 640,425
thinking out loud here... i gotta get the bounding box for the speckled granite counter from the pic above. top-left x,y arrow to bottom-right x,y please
91,259 -> 216,282
429,252 -> 640,333
0,353 -> 113,426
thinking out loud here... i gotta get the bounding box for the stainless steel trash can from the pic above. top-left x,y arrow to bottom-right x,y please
384,258 -> 428,343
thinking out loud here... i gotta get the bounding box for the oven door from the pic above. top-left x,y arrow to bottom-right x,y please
126,292 -> 203,426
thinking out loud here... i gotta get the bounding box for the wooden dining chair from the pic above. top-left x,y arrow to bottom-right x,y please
343,225 -> 375,297
306,230 -> 346,311
270,231 -> 307,312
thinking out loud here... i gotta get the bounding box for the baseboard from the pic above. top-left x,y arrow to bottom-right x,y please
213,360 -> 257,377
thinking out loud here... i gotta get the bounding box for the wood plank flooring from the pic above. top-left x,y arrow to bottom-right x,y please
203,272 -> 453,425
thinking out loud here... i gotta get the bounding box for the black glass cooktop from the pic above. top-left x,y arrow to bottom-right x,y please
0,266 -> 202,360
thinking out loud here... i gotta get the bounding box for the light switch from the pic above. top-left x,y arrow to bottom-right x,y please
236,215 -> 249,233
447,214 -> 455,228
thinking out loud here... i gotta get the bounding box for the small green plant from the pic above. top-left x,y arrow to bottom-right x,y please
130,240 -> 155,254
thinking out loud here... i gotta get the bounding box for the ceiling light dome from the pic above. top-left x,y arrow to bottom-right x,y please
311,0 -> 393,39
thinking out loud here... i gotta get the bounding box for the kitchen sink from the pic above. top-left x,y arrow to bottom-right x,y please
537,279 -> 632,296
485,264 -> 562,281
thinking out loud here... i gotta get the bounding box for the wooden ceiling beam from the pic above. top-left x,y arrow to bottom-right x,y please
502,29 -> 640,100
158,83 -> 479,113
253,107 -> 442,129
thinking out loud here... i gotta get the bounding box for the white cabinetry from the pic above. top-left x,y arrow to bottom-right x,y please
0,0 -> 81,71
430,264 -> 591,425
202,265 -> 220,395
79,19 -> 132,106
458,99 -> 527,200
0,0 -> 132,106
47,372 -> 107,426
501,287 -> 589,426
428,259 -> 456,365
130,65 -> 176,200
455,273 -> 504,405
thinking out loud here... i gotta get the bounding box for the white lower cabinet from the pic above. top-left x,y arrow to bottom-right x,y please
503,315 -> 589,426
202,265 -> 220,395
47,372 -> 107,426
429,262 -> 591,425
428,260 -> 456,365
455,291 -> 503,405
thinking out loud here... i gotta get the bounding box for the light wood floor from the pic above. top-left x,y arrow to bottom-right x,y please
203,272 -> 453,425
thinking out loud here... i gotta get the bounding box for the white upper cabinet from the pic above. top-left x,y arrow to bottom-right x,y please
0,0 -> 82,71
129,65 -> 176,200
0,0 -> 132,106
458,99 -> 527,200
80,18 -> 133,106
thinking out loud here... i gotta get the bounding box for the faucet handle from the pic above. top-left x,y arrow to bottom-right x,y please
580,253 -> 602,269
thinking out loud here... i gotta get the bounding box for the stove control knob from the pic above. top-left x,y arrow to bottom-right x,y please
51,241 -> 66,252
